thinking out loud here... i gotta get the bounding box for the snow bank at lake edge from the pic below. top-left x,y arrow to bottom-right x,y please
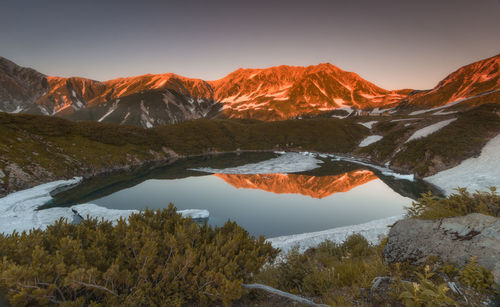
190,152 -> 323,174
0,178 -> 209,234
267,215 -> 403,253
359,135 -> 383,147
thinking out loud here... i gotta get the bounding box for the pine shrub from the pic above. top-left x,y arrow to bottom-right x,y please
0,205 -> 278,306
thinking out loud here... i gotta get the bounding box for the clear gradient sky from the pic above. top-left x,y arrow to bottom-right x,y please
1,0 -> 499,90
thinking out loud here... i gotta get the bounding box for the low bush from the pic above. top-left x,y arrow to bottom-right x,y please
0,205 -> 278,306
254,235 -> 388,305
459,258 -> 495,294
398,265 -> 456,306
406,187 -> 500,219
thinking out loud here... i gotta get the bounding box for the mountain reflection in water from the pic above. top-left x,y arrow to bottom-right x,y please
214,170 -> 377,199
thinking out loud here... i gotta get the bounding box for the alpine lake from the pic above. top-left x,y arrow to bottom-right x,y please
41,152 -> 439,238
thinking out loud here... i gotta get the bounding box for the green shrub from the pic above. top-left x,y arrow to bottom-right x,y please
342,233 -> 371,258
440,264 -> 459,279
406,187 -> 499,220
255,234 -> 387,302
0,205 -> 278,306
398,265 -> 456,306
459,257 -> 495,294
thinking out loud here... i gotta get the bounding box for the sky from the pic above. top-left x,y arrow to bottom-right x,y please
0,0 -> 499,90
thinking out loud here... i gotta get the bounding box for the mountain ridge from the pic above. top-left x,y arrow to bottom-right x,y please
0,54 -> 498,127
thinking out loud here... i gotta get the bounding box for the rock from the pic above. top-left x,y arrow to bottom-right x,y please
5,163 -> 33,190
0,169 -> 4,178
383,213 -> 500,284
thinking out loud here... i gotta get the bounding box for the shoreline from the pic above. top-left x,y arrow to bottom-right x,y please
0,176 -> 404,253
1,147 -> 422,198
0,147 -> 399,199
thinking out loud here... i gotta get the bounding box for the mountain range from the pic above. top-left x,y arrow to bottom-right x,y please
0,54 -> 498,127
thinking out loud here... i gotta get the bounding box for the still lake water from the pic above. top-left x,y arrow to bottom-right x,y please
44,153 -> 437,238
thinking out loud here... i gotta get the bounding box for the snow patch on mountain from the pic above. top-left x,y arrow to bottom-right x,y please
425,133 -> 500,195
9,106 -> 23,114
268,215 -> 402,253
370,107 -> 393,115
433,110 -> 458,116
409,99 -> 463,116
313,81 -> 329,97
358,121 -> 378,129
333,98 -> 346,105
190,152 -> 322,174
98,99 -> 120,122
405,118 -> 456,143
391,118 -> 421,122
409,90 -> 500,116
359,135 -> 383,147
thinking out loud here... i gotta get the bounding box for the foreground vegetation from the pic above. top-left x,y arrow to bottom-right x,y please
255,188 -> 499,306
407,187 -> 500,219
0,205 -> 278,306
1,189 -> 498,306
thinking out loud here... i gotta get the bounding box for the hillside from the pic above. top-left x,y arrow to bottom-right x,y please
23,74 -> 222,127
0,113 -> 367,196
0,57 -> 49,113
403,54 -> 499,109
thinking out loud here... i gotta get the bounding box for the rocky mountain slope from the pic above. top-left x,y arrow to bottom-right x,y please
402,54 -> 499,109
22,74 -> 222,127
210,63 -> 410,120
0,57 -> 49,113
0,54 -> 498,127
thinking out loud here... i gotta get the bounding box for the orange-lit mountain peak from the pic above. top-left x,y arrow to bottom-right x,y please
407,54 -> 500,107
207,62 -> 403,120
214,170 -> 377,199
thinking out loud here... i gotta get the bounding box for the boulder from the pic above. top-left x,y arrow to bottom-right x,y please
383,213 -> 500,284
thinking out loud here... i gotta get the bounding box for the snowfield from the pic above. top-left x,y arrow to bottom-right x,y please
408,90 -> 500,116
391,118 -> 421,122
433,110 -> 458,116
425,133 -> 500,195
359,135 -> 383,147
0,178 -> 209,234
405,118 -> 456,143
358,121 -> 378,129
191,152 -> 323,174
267,215 -> 402,253
327,154 -> 414,181
409,99 -> 463,116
